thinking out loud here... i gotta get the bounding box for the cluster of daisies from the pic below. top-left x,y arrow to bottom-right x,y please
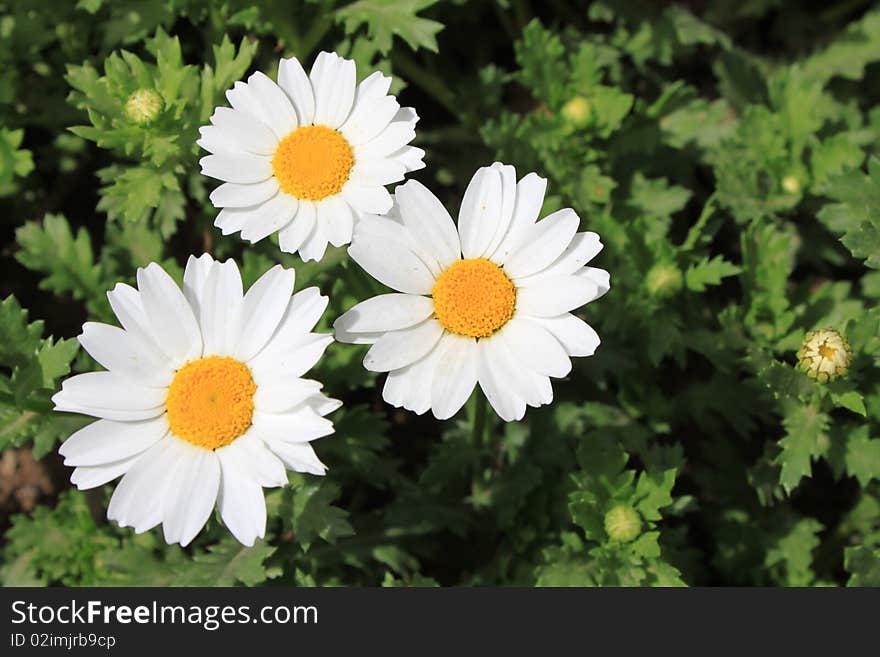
53,52 -> 610,547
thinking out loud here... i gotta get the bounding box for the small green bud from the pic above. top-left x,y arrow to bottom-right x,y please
797,328 -> 852,382
604,504 -> 641,542
561,96 -> 592,128
645,262 -> 683,298
782,174 -> 801,194
125,88 -> 163,126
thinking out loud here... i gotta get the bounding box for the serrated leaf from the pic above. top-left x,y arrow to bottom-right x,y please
844,425 -> 880,487
685,255 -> 741,292
15,214 -> 105,304
336,0 -> 444,55
844,546 -> 880,586
774,405 -> 830,494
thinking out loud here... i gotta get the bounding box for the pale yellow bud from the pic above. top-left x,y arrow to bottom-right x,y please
125,88 -> 163,126
797,328 -> 852,382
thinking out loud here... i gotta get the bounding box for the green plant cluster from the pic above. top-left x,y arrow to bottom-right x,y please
1,0 -> 879,587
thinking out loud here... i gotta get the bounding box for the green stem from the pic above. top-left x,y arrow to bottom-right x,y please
470,391 -> 488,448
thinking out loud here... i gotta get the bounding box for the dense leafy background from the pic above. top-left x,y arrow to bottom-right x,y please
1,0 -> 879,587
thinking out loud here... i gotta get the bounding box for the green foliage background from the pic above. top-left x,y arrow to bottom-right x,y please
1,0 -> 880,587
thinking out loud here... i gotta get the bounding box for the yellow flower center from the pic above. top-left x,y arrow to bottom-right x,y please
432,258 -> 516,338
165,356 -> 257,450
271,125 -> 354,200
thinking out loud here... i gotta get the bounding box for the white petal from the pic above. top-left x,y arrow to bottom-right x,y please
59,416 -> 169,467
162,445 -> 220,546
197,125 -> 254,157
239,193 -> 298,243
430,333 -> 478,420
496,318 -> 571,378
278,56 -> 315,125
298,221 -> 329,262
250,334 -> 333,381
252,405 -> 334,443
52,372 -> 165,421
310,51 -> 356,129
340,184 -> 393,215
217,431 -> 288,487
520,231 -> 603,282
577,266 -> 611,299
489,172 -> 547,264
208,107 -> 278,154
382,346 -> 440,415
389,144 -> 426,172
71,455 -> 140,490
253,378 -> 323,413
459,166 -> 504,259
246,71 -> 298,139
278,200 -> 316,254
106,283 -> 164,361
334,293 -> 434,335
136,262 -> 203,365
199,153 -> 273,184
516,276 -> 600,317
504,208 -> 580,279
533,314 -> 601,357
318,195 -> 355,248
396,180 -> 460,269
182,253 -> 215,321
476,340 -> 526,422
353,71 -> 392,103
107,436 -> 184,533
357,122 -> 416,160
209,179 -> 280,208
78,322 -> 173,387
215,207 -> 249,236
257,287 -> 328,353
262,439 -> 327,475
341,94 -> 400,145
200,259 -> 243,357
479,335 -> 547,414
363,319 -> 444,372
483,163 -> 517,259
226,80 -> 271,126
348,158 -> 407,187
235,265 -> 296,362
217,450 -> 267,546
349,218 -> 435,294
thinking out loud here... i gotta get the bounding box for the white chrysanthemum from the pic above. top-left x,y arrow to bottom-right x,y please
198,51 -> 425,262
334,163 -> 610,422
52,255 -> 338,547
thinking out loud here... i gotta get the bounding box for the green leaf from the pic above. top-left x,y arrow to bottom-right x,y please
15,214 -> 105,305
831,390 -> 867,417
774,405 -> 830,494
844,546 -> 880,587
685,255 -> 741,292
844,425 -> 880,487
288,478 -> 355,550
176,539 -> 276,587
336,0 -> 444,55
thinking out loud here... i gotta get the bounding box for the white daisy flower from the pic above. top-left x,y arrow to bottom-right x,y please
52,255 -> 339,547
198,51 -> 425,262
334,163 -> 610,422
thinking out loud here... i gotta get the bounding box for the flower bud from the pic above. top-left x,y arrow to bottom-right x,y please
604,504 -> 641,542
645,262 -> 683,298
125,88 -> 163,126
782,175 -> 801,194
561,96 -> 592,128
797,328 -> 852,382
